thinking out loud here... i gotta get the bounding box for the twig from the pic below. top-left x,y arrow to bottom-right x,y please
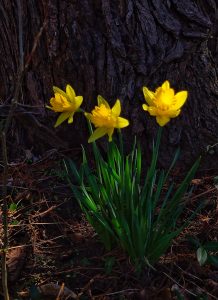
24,20 -> 47,70
17,0 -> 24,70
174,263 -> 203,282
32,203 -> 65,218
1,132 -> 10,300
190,187 -> 217,201
162,271 -> 197,297
0,7 -> 47,298
56,283 -> 65,300
77,278 -> 95,298
7,222 -> 63,227
173,264 -> 218,300
4,19 -> 47,135
105,288 -> 140,297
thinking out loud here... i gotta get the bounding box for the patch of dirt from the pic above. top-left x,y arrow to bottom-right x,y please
0,151 -> 217,300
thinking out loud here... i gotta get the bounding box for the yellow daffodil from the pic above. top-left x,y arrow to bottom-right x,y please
85,95 -> 129,143
142,81 -> 188,126
47,84 -> 83,127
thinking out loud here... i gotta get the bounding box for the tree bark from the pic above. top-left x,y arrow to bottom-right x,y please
0,0 -> 217,168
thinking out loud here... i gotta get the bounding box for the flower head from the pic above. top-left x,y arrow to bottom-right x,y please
142,81 -> 188,126
47,84 -> 83,127
85,95 -> 129,143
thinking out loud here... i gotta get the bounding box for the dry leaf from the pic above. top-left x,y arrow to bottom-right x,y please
38,283 -> 77,299
7,246 -> 27,282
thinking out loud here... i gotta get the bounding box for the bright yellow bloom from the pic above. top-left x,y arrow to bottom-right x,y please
142,81 -> 188,126
47,84 -> 83,127
85,95 -> 129,143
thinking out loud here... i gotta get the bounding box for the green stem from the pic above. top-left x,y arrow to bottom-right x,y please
86,120 -> 102,180
154,126 -> 163,163
118,129 -> 124,157
147,126 -> 163,181
118,129 -> 124,174
87,120 -> 98,159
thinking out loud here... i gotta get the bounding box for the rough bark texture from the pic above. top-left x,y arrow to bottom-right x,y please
0,0 -> 218,168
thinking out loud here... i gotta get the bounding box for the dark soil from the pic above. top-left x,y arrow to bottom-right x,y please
0,149 -> 217,300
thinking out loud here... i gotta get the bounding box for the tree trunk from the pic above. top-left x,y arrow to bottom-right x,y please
0,0 -> 218,169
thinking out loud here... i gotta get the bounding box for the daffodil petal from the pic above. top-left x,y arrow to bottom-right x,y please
156,116 -> 170,127
173,91 -> 188,110
53,86 -> 67,98
143,87 -> 155,105
161,80 -> 170,90
112,99 -> 121,116
147,106 -> 158,116
66,84 -> 76,101
97,95 -> 110,108
116,117 -> 129,128
46,105 -> 53,110
142,104 -> 148,111
54,112 -> 71,127
155,87 -> 161,95
88,127 -> 108,143
84,112 -> 92,121
75,96 -> 83,109
168,109 -> 181,118
50,97 -> 56,105
107,128 -> 114,142
68,114 -> 74,124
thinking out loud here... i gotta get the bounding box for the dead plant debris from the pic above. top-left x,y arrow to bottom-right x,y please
0,154 -> 217,300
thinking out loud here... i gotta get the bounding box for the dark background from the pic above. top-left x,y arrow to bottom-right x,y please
1,0 -> 218,169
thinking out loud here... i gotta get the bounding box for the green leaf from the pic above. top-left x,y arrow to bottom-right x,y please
197,247 -> 208,266
104,257 -> 115,274
213,175 -> 218,185
149,231 -> 178,263
207,255 -> 218,267
164,148 -> 180,182
203,241 -> 218,251
9,203 -> 17,211
10,220 -> 19,225
65,159 -> 82,184
64,130 -> 202,271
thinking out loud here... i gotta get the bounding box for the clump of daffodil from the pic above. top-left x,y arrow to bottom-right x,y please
85,95 -> 129,143
142,80 -> 188,126
47,84 -> 83,127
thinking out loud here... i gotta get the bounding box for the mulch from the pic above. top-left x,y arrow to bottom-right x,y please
0,149 -> 217,300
